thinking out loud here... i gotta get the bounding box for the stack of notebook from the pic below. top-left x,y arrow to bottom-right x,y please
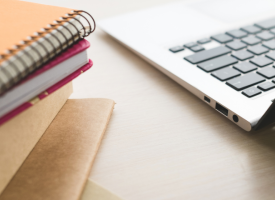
0,0 -> 95,194
0,0 -> 95,125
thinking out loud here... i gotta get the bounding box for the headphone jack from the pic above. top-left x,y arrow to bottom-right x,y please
233,115 -> 239,123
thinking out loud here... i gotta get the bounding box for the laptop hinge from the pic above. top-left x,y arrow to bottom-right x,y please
253,99 -> 275,130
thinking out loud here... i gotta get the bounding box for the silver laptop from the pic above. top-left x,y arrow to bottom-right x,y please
99,0 -> 275,131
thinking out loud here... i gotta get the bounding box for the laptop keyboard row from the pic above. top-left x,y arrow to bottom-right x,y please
169,17 -> 275,98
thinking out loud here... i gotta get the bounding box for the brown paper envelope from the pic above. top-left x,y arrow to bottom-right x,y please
0,98 -> 115,200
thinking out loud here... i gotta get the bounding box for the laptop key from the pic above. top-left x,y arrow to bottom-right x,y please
232,50 -> 254,61
190,45 -> 205,52
256,31 -> 274,41
241,36 -> 261,45
262,40 -> 275,50
211,34 -> 233,43
250,56 -> 273,67
258,82 -> 275,91
211,67 -> 241,81
270,28 -> 275,34
169,46 -> 185,53
266,51 -> 275,60
226,73 -> 265,91
241,25 -> 262,34
184,42 -> 197,48
255,18 -> 275,30
226,29 -> 248,39
184,46 -> 231,64
247,44 -> 269,55
242,87 -> 262,97
198,55 -> 238,72
226,41 -> 246,50
197,38 -> 211,44
233,62 -> 257,73
257,67 -> 275,79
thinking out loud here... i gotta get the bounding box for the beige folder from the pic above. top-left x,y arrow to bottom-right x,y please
0,98 -> 115,200
0,82 -> 73,194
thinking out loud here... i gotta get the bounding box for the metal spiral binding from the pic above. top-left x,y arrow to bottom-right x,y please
31,35 -> 51,63
0,10 -> 96,94
43,27 -> 64,51
23,39 -> 44,68
74,10 -> 96,36
0,54 -> 15,89
53,22 -> 75,44
16,45 -> 37,71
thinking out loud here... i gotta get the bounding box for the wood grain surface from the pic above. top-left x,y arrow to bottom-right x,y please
25,0 -> 275,199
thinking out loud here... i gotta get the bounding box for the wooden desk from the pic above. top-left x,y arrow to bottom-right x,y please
27,0 -> 275,199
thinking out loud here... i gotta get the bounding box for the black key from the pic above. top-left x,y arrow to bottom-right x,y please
169,46 -> 184,53
250,56 -> 273,67
270,28 -> 275,35
226,41 -> 246,50
211,67 -> 241,81
226,29 -> 248,38
190,45 -> 205,52
233,62 -> 257,73
266,51 -> 275,60
255,18 -> 275,30
184,46 -> 231,64
247,44 -> 269,55
211,34 -> 233,43
198,55 -> 238,72
184,42 -> 197,48
198,38 -> 211,44
262,40 -> 275,50
241,36 -> 261,45
242,87 -> 262,97
256,31 -> 274,41
257,67 -> 275,79
241,25 -> 262,34
226,73 -> 265,91
258,82 -> 275,91
232,50 -> 254,61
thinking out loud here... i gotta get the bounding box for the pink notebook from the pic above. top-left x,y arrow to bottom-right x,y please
0,39 -> 92,126
17,39 -> 90,85
0,60 -> 92,126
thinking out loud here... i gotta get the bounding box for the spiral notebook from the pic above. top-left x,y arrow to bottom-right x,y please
0,0 -> 95,95
0,39 -> 90,119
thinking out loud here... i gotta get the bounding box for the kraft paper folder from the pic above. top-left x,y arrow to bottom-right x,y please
0,82 -> 73,194
0,99 -> 115,200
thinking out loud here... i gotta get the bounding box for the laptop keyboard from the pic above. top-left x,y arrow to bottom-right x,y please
169,17 -> 275,98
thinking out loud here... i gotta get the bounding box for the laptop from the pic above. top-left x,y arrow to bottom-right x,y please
99,0 -> 275,131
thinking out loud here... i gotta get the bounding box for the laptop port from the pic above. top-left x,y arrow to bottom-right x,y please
233,115 -> 239,123
204,96 -> 210,103
215,103 -> 228,116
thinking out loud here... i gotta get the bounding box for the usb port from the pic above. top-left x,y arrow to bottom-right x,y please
215,103 -> 228,116
204,96 -> 210,103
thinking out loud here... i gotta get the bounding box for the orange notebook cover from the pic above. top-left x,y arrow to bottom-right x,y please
0,0 -> 95,95
0,0 -> 71,54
